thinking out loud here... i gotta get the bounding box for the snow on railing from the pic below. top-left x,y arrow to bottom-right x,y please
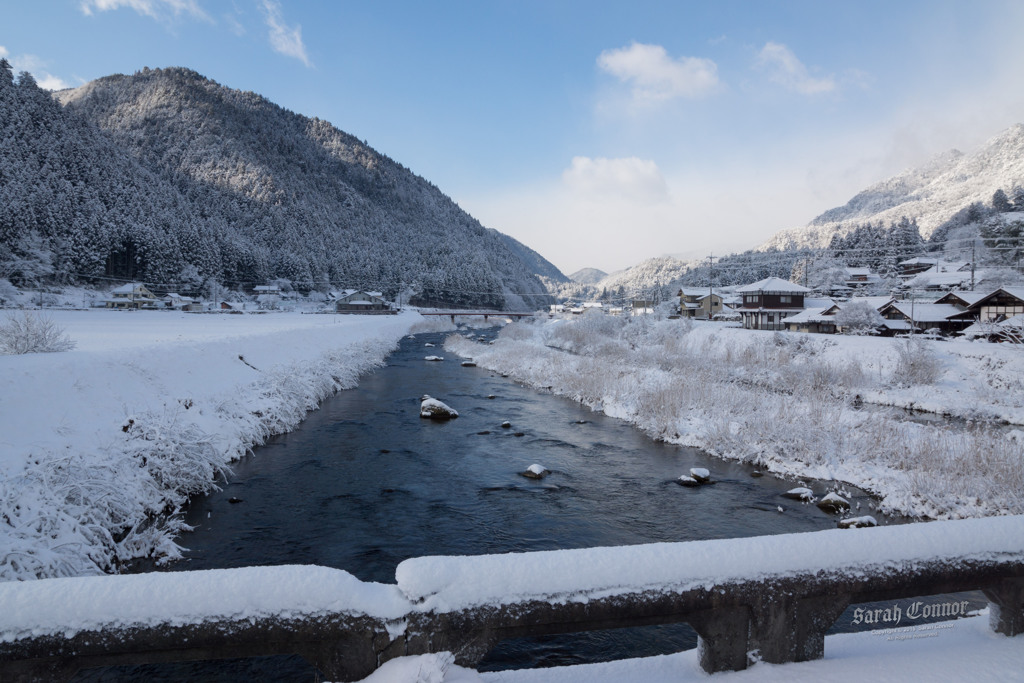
2,516 -> 1023,682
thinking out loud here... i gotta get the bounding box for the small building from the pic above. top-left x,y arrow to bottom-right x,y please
678,288 -> 724,320
737,277 -> 811,330
105,283 -> 160,309
959,287 -> 1024,324
784,305 -> 840,334
335,290 -> 392,313
844,267 -> 883,289
876,301 -> 968,335
163,293 -> 200,311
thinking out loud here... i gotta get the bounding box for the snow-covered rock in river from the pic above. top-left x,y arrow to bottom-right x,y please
782,487 -> 815,501
817,492 -> 852,514
689,467 -> 711,483
677,475 -> 701,487
501,421 -> 512,429
839,515 -> 878,529
420,397 -> 459,420
461,360 -> 477,367
521,464 -> 550,479
424,355 -> 444,362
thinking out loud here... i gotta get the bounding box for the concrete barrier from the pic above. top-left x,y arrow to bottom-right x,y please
2,516 -> 1023,681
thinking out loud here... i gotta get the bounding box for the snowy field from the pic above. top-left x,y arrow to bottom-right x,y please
445,315 -> 1024,520
0,309 -> 425,581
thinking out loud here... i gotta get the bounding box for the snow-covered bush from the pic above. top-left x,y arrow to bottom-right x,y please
835,302 -> 885,334
892,337 -> 942,386
0,311 -> 76,354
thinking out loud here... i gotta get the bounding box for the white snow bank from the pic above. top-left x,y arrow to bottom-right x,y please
396,515 -> 1024,611
0,310 -> 420,581
0,565 -> 409,642
470,612 -> 1023,683
360,652 -> 482,683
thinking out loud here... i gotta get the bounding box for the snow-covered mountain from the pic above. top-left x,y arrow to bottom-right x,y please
762,123 -> 1024,250
0,63 -> 561,308
568,268 -> 608,285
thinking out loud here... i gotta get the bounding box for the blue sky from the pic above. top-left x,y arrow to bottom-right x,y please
5,1 -> 1024,274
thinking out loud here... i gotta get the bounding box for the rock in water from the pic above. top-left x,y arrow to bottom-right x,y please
420,397 -> 459,420
782,487 -> 814,501
677,475 -> 701,487
816,492 -> 851,514
689,467 -> 711,483
461,360 -> 477,367
521,464 -> 550,479
838,515 -> 878,529
425,355 -> 444,362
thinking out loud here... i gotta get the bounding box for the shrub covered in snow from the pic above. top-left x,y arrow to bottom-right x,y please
892,337 -> 942,386
0,311 -> 76,354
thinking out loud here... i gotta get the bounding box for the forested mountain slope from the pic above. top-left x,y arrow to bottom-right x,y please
0,63 -> 559,308
762,124 -> 1024,250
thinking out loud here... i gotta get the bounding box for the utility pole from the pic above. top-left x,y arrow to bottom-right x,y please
708,254 -> 715,320
971,241 -> 976,291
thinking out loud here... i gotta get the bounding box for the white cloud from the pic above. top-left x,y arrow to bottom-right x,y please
597,43 -> 719,103
80,0 -> 210,22
756,42 -> 835,95
562,156 -> 669,203
261,0 -> 312,67
5,51 -> 71,90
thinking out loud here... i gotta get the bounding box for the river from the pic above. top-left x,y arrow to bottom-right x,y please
77,327 -> 983,681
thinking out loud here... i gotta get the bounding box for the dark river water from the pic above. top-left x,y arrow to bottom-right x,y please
76,327 -> 984,681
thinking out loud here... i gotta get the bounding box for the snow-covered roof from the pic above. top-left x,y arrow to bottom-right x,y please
935,290 -> 988,307
962,313 -> 1024,337
905,270 -> 976,289
110,283 -> 149,295
804,297 -> 835,309
737,277 -> 811,294
784,307 -> 835,325
846,296 -> 893,310
679,288 -> 720,298
886,303 -> 962,323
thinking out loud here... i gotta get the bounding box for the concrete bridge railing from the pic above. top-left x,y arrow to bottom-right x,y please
2,516 -> 1023,682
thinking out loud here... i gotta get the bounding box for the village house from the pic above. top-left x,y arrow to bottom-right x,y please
737,277 -> 811,330
104,283 -> 160,309
844,267 -> 883,289
876,301 -> 969,335
677,288 -> 724,320
162,293 -> 201,311
959,287 -> 1024,323
783,304 -> 841,334
334,290 -> 392,313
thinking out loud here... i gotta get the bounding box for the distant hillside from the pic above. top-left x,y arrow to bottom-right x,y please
568,268 -> 607,285
0,63 -> 554,308
762,123 -> 1024,250
490,229 -> 568,283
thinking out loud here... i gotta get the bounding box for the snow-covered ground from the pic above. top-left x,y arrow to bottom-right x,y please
445,315 -> 1024,520
0,309 -> 424,581
363,613 -> 1023,683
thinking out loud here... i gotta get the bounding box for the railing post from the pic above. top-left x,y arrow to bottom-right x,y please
984,578 -> 1024,637
747,591 -> 850,665
688,606 -> 750,672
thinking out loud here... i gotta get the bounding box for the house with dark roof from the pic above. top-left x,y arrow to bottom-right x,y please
736,277 -> 811,330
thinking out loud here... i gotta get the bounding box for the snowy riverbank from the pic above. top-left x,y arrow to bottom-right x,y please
0,309 -> 425,581
445,316 -> 1024,520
